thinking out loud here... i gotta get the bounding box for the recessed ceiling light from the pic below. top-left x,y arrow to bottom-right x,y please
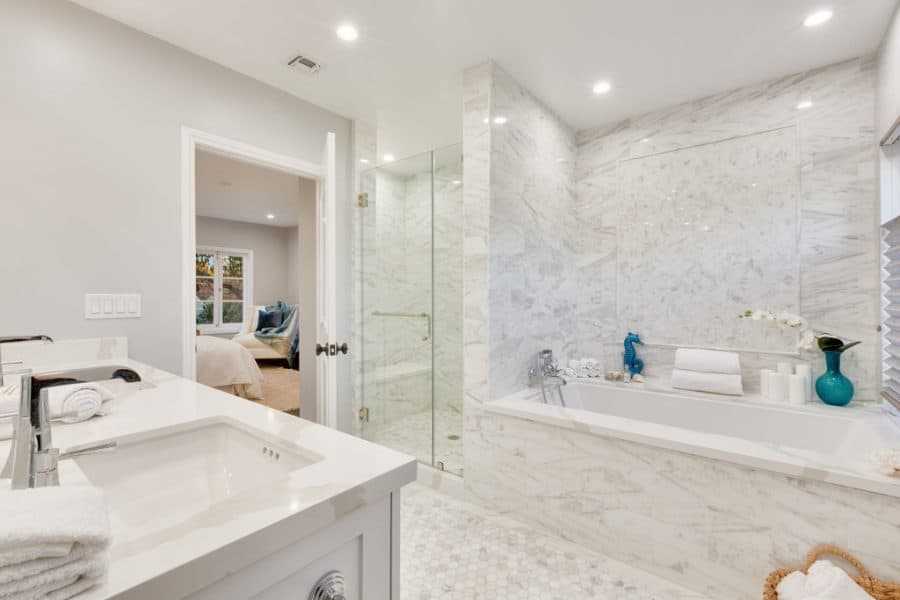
592,81 -> 612,95
493,116 -> 508,125
796,100 -> 813,110
803,10 -> 832,27
360,158 -> 369,164
452,180 -> 462,185
266,213 -> 275,220
641,138 -> 650,143
336,23 -> 359,41
383,153 -> 395,162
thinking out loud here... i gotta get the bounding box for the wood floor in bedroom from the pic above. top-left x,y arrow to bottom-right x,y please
256,365 -> 300,413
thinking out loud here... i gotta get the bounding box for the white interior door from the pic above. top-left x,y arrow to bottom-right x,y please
315,132 -> 337,428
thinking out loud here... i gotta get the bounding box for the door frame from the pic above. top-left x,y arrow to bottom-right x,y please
180,127 -> 333,423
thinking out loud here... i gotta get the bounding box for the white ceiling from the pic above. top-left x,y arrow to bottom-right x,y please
72,0 -> 897,159
195,150 -> 312,227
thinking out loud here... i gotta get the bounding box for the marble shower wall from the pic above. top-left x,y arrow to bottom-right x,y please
576,57 -> 880,399
461,60 -> 578,476
488,65 -> 578,399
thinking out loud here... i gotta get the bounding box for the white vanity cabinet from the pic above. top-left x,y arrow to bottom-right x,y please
184,493 -> 400,600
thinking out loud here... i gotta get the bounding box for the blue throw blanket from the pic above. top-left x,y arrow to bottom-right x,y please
254,301 -> 298,360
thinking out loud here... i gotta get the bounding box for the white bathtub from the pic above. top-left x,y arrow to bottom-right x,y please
472,380 -> 900,597
488,380 -> 900,497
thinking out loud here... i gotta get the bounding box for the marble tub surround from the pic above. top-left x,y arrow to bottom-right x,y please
469,391 -> 900,599
575,56 -> 881,400
487,382 -> 900,498
0,356 -> 417,599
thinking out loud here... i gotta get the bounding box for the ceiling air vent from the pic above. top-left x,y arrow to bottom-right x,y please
287,54 -> 322,74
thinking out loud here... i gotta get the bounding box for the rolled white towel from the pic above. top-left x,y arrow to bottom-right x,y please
0,383 -> 112,425
673,348 -> 740,375
776,559 -> 875,600
671,369 -> 743,396
45,384 -> 112,424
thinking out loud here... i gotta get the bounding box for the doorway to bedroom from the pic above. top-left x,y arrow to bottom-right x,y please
192,148 -> 317,416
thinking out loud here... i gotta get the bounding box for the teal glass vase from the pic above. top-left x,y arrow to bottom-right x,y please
815,350 -> 854,406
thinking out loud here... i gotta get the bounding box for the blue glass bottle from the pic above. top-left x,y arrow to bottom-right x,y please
815,350 -> 854,406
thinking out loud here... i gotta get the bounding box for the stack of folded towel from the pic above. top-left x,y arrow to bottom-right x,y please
776,559 -> 875,599
670,348 -> 743,396
0,486 -> 110,599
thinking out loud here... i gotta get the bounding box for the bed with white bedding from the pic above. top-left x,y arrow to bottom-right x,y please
195,335 -> 265,400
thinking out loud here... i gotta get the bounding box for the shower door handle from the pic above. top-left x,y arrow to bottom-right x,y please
315,343 -> 329,356
337,343 -> 348,355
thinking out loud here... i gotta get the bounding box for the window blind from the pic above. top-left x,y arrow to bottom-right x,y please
882,219 -> 900,415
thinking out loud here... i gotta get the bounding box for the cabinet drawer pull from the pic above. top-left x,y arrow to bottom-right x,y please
309,570 -> 346,600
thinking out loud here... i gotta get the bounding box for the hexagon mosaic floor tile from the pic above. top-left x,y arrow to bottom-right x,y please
400,484 -> 711,600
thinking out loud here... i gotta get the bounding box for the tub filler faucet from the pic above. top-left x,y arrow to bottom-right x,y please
528,349 -> 566,406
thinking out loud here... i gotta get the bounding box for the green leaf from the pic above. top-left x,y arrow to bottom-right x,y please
838,341 -> 861,352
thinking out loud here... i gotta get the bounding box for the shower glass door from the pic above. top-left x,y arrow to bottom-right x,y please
359,144 -> 463,475
360,150 -> 435,467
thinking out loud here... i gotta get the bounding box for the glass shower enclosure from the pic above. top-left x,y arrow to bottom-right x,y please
359,144 -> 463,475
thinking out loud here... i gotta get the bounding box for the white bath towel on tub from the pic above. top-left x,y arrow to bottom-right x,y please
673,348 -> 741,374
670,369 -> 743,396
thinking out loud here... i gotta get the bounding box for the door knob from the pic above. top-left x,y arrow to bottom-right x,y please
315,343 -> 329,356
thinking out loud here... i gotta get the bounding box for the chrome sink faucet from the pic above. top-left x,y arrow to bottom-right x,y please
1,337 -> 120,489
0,335 -> 60,488
528,349 -> 567,406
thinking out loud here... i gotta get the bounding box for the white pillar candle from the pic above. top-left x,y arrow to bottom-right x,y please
777,362 -> 793,377
788,374 -> 807,405
794,363 -> 812,402
769,373 -> 786,402
760,369 -> 775,398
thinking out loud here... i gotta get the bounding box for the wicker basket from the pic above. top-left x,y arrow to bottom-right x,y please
763,545 -> 900,600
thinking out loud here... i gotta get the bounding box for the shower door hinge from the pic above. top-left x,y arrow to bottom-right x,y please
358,407 -> 369,422
357,192 -> 369,208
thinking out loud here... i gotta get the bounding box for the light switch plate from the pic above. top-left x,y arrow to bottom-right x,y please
85,294 -> 141,319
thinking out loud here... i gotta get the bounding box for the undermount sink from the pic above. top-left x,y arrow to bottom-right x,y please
69,418 -> 321,546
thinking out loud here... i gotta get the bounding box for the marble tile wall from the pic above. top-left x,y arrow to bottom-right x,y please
461,57 -> 887,599
487,65 -> 578,399
619,126 -> 800,352
576,56 -> 881,399
461,62 -> 495,481
464,410 -> 900,599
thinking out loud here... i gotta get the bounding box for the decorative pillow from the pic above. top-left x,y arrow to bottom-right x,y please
256,309 -> 284,331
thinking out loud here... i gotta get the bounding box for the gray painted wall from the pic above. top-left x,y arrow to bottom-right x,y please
0,0 -> 353,419
196,216 -> 294,307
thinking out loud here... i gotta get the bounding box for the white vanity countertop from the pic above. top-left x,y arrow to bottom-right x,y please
0,358 -> 417,599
